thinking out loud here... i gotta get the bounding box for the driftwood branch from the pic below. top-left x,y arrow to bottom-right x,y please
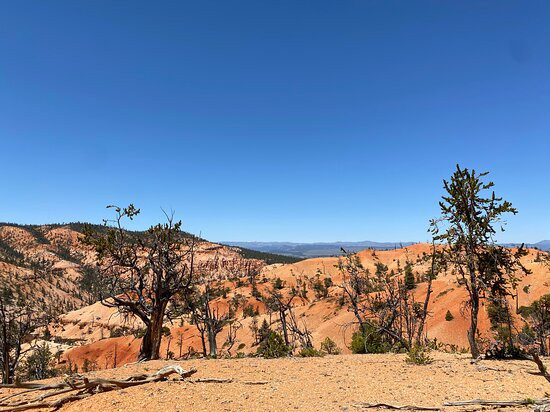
443,398 -> 550,407
191,377 -> 233,383
0,365 -> 198,412
535,403 -> 550,412
353,402 -> 440,411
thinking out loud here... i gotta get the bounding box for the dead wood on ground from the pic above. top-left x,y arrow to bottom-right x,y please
0,365 -> 197,411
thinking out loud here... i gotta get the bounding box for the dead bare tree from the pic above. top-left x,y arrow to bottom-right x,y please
176,331 -> 185,359
519,294 -> 550,356
337,249 -> 437,351
191,310 -> 208,357
82,205 -> 197,361
0,287 -> 44,384
415,242 -> 444,345
189,276 -> 236,357
287,306 -> 313,350
263,286 -> 297,346
223,319 -> 242,356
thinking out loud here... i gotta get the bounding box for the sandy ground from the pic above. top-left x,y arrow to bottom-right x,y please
2,352 -> 548,412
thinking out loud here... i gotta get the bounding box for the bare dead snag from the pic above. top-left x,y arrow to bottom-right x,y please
0,365 -> 198,411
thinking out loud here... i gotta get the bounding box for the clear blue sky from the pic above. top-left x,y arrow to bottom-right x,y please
1,1 -> 549,243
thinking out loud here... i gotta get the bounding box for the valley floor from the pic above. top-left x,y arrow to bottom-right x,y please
1,352 -> 548,411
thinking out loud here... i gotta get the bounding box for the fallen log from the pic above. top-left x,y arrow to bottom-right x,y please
0,365 -> 198,412
2,394 -> 92,412
443,398 -> 550,407
535,402 -> 550,412
353,402 -> 440,411
191,377 -> 233,383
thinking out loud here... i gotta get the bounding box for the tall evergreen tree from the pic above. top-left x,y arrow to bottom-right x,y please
431,165 -> 529,358
404,262 -> 416,290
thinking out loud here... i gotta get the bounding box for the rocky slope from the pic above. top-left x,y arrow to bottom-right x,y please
1,225 -> 548,372
0,222 -> 285,320
48,244 -> 550,371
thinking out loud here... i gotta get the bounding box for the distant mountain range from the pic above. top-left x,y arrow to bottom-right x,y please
221,241 -> 416,258
501,240 -> 550,252
223,240 -> 550,258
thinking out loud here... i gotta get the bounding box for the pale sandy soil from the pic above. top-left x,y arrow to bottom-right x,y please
2,353 -> 548,412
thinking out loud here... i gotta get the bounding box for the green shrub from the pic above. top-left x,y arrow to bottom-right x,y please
405,344 -> 434,365
19,343 -> 58,381
404,262 -> 416,290
133,327 -> 146,338
485,343 -> 527,360
445,310 -> 454,321
273,277 -> 285,290
109,328 -> 126,338
298,346 -> 325,357
243,305 -> 259,318
82,358 -> 98,372
350,324 -> 390,354
42,327 -> 52,341
518,323 -> 536,346
320,337 -> 341,355
487,300 -> 511,329
258,319 -> 271,343
256,331 -> 290,358
313,279 -> 328,299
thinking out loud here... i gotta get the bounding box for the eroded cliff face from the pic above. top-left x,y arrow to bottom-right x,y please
47,243 -> 549,371
0,223 -> 265,322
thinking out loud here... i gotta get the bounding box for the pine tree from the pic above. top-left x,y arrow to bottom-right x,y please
404,262 -> 416,290
431,165 -> 530,358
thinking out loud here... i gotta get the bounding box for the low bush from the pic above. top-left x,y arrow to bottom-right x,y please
485,343 -> 527,360
273,277 -> 285,290
243,305 -> 260,318
256,331 -> 290,358
133,327 -> 146,338
298,346 -> 325,357
350,324 -> 390,354
109,328 -> 126,338
405,344 -> 434,365
82,358 -> 98,372
320,337 -> 341,355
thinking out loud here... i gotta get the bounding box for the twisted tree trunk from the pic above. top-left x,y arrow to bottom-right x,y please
139,301 -> 168,361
